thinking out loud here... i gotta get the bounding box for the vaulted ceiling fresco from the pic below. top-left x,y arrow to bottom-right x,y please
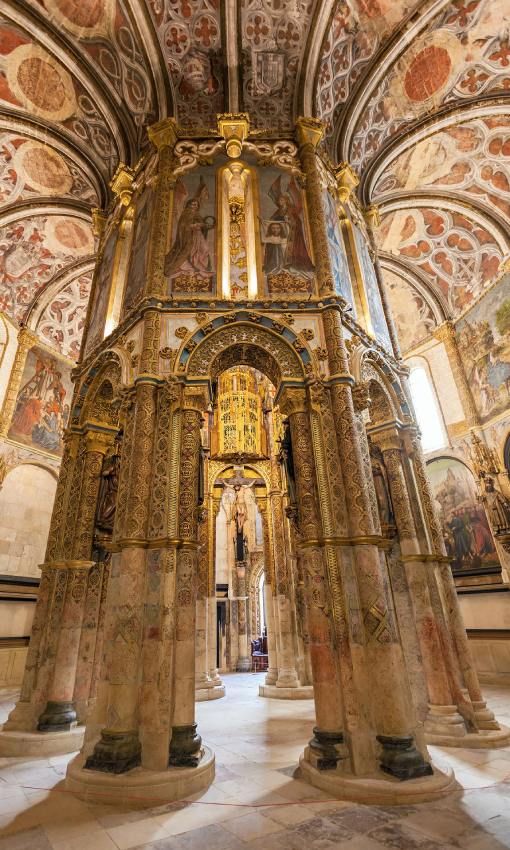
1,0 -> 509,357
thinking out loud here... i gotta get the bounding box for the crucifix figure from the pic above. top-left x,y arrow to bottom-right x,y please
218,466 -> 264,562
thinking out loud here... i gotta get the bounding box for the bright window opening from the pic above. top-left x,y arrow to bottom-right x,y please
408,366 -> 447,453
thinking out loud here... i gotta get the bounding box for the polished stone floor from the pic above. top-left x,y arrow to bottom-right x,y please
1,674 -> 510,849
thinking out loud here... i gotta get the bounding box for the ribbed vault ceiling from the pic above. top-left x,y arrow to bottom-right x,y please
0,0 -> 508,356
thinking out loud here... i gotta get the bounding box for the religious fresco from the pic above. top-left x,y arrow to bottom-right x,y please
7,344 -> 72,456
146,0 -> 223,128
36,272 -> 92,360
84,229 -> 117,355
241,0 -> 314,132
0,214 -> 94,323
122,183 -> 154,313
427,456 -> 500,574
456,276 -> 510,423
165,172 -> 216,294
39,0 -> 155,128
383,269 -> 437,352
322,189 -> 355,311
315,0 -> 415,153
0,134 -> 98,207
0,22 -> 118,171
259,169 -> 314,295
378,207 -> 503,317
373,118 -> 510,222
351,0 -> 510,171
352,224 -> 392,350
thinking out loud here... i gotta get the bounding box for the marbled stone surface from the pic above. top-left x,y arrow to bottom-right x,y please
1,674 -> 510,849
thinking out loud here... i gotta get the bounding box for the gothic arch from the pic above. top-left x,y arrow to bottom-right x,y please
72,352 -> 123,428
182,318 -> 309,389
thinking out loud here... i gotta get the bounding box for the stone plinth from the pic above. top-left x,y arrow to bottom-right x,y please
0,725 -> 84,757
66,745 -> 215,805
426,725 -> 510,749
299,749 -> 458,805
259,684 -> 313,700
196,684 -> 226,702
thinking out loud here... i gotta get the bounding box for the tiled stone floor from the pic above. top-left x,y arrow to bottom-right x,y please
1,674 -> 510,848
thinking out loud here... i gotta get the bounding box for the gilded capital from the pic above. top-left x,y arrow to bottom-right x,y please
335,162 -> 359,204
92,208 -> 108,239
84,429 -> 115,455
148,118 -> 179,150
433,320 -> 456,346
363,204 -> 381,230
110,163 -> 135,206
295,117 -> 324,148
183,385 -> 209,412
217,113 -> 250,158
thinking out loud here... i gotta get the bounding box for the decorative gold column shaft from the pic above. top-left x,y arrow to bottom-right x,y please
259,501 -> 279,686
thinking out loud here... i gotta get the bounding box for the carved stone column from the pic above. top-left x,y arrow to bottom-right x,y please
321,307 -> 431,779
409,434 -> 501,734
85,378 -> 157,773
269,460 -> 301,688
279,386 -> 345,770
169,386 -> 208,767
379,436 -> 466,740
434,321 -> 479,427
38,562 -> 94,731
195,508 -> 213,696
258,501 -> 279,686
207,499 -> 223,688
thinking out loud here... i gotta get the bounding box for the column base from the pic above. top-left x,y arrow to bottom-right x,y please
0,725 -> 84,757
236,656 -> 251,672
38,700 -> 77,732
377,735 -> 433,781
472,700 -> 501,730
424,704 -> 466,742
196,684 -> 226,702
426,724 -> 510,749
264,668 -> 278,686
66,746 -> 215,806
169,723 -> 202,768
299,750 -> 458,805
85,730 -> 142,774
259,683 -> 313,700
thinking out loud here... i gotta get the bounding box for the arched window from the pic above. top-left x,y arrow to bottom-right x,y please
408,364 -> 447,453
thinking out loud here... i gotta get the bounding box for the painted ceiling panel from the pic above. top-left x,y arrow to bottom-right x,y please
0,133 -> 98,207
36,270 -> 92,359
146,0 -> 223,128
350,0 -> 510,172
378,206 -> 503,317
0,214 -> 94,323
241,0 -> 315,132
373,118 -> 510,220
24,0 -> 157,130
0,20 -> 119,173
382,267 -> 437,353
315,0 -> 415,154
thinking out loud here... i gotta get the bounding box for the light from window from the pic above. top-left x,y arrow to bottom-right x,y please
408,366 -> 447,453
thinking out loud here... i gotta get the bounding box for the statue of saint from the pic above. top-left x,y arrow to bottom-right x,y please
369,443 -> 394,529
483,477 -> 510,533
96,448 -> 120,534
279,420 -> 297,506
233,484 -> 249,561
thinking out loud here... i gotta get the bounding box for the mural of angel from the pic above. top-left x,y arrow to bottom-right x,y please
261,175 -> 314,275
164,175 -> 216,287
